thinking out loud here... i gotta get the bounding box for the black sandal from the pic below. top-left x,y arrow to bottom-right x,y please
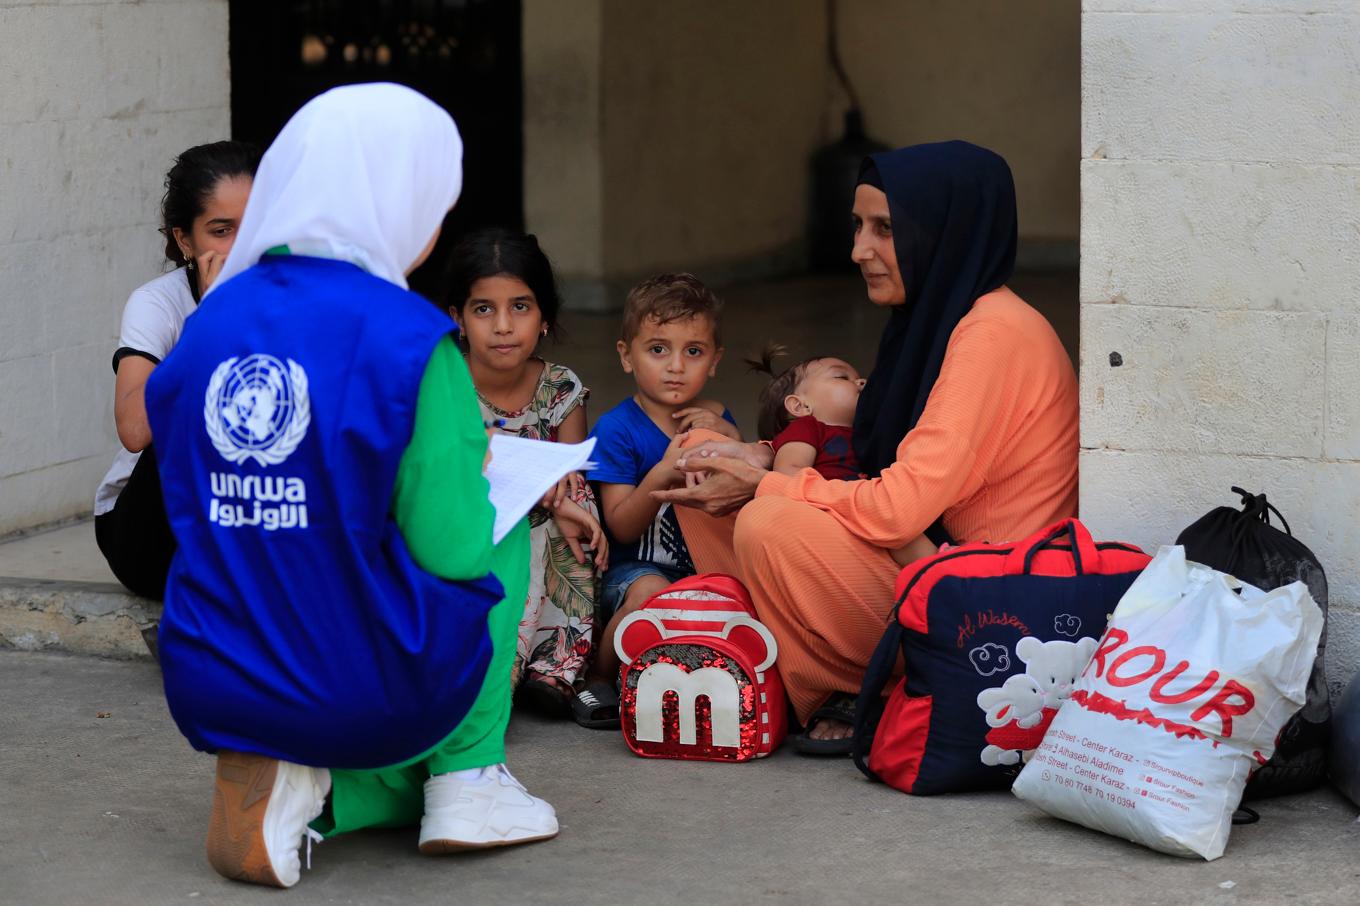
792,692 -> 859,757
571,678 -> 621,730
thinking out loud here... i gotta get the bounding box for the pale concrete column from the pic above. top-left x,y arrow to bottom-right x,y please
1079,0 -> 1360,692
522,0 -> 607,310
596,0 -> 827,284
522,0 -> 828,311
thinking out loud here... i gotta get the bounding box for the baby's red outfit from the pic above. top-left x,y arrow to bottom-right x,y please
770,415 -> 862,481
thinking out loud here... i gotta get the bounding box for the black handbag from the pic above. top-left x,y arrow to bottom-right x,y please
1176,487 -> 1331,799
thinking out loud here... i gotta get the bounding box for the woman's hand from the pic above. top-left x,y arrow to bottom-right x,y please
673,407 -> 741,439
552,498 -> 609,570
651,441 -> 773,516
195,250 -> 226,296
678,439 -> 774,471
677,437 -> 767,487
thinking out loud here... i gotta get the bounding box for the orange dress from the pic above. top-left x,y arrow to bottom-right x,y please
677,287 -> 1078,721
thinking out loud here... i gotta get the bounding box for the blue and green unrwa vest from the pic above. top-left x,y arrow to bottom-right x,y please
145,255 -> 502,769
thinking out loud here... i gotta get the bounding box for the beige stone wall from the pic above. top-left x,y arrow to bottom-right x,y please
1079,0 -> 1360,691
524,0 -> 829,307
597,0 -> 828,278
0,0 -> 231,535
837,0 -> 1080,248
522,0 -> 605,291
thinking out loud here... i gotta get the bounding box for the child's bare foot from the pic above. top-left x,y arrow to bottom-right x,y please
806,718 -> 854,741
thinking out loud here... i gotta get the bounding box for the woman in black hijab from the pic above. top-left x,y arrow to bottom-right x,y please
851,142 -> 1017,497
658,141 -> 1079,754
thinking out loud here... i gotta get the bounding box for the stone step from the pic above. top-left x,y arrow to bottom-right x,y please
0,577 -> 159,659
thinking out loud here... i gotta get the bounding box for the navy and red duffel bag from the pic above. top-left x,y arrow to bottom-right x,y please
852,519 -> 1150,795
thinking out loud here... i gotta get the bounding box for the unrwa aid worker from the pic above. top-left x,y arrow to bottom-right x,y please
144,84 -> 555,890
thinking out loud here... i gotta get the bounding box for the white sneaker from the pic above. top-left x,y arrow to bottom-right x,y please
418,764 -> 559,853
206,751 -> 331,888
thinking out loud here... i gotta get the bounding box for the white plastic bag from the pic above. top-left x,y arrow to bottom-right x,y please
1012,546 -> 1322,860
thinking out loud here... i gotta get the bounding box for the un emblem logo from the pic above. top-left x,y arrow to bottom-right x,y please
203,354 -> 311,466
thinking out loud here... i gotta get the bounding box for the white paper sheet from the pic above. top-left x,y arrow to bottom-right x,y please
484,434 -> 597,543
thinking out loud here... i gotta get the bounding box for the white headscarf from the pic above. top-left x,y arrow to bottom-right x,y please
208,83 -> 462,294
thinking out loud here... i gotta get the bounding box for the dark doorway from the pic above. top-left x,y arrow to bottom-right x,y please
228,0 -> 523,302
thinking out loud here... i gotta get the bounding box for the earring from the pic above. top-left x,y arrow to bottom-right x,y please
541,326 -> 548,337
184,256 -> 195,271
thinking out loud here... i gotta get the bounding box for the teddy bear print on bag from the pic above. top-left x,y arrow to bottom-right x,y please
976,636 -> 1098,766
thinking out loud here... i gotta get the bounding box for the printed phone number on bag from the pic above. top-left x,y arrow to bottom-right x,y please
1034,768 -> 1139,810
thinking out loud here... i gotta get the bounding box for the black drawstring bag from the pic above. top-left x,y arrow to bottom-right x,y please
1176,487 -> 1331,799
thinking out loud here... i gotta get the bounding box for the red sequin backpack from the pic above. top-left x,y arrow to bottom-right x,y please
614,573 -> 788,762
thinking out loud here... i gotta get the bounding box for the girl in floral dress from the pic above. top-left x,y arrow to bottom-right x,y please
447,228 -> 608,721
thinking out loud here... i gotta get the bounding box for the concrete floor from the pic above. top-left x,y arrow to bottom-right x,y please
0,518 -> 117,584
3,650 -> 1359,906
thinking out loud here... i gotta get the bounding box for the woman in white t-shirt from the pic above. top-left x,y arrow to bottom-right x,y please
95,141 -> 260,599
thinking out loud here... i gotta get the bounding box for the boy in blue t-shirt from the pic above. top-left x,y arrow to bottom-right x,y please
575,274 -> 739,726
